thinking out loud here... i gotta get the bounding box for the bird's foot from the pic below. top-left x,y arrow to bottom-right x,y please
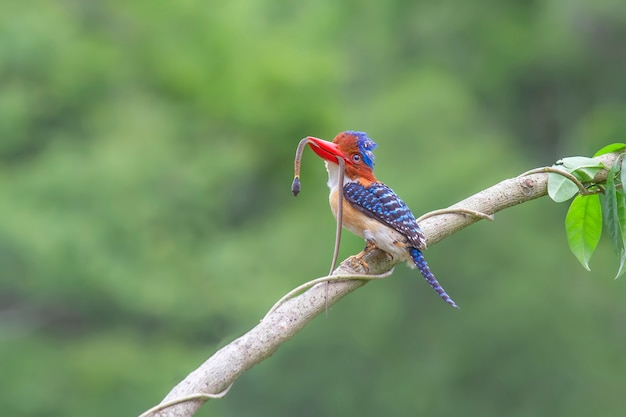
352,251 -> 370,272
348,254 -> 366,273
352,240 -> 377,271
353,240 -> 392,272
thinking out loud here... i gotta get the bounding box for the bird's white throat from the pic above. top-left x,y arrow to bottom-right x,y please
324,161 -> 354,190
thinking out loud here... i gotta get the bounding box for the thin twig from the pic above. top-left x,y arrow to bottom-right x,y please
263,268 -> 395,319
139,386 -> 233,417
518,166 -> 599,196
417,208 -> 494,223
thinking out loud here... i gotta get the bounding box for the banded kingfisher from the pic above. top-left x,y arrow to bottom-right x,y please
299,131 -> 458,308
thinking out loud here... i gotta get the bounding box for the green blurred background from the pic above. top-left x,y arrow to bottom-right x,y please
2,0 -> 626,416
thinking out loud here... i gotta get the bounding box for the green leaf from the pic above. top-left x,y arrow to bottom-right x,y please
548,170 -> 579,202
617,252 -> 626,279
548,157 -> 604,202
602,160 -> 621,253
616,160 -> 626,279
601,158 -> 626,278
594,143 -> 626,157
559,156 -> 604,171
565,194 -> 602,271
616,194 -> 626,279
621,156 -> 626,192
561,156 -> 604,181
572,166 -> 603,182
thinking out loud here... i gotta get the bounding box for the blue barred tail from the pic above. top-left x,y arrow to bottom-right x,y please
409,248 -> 459,309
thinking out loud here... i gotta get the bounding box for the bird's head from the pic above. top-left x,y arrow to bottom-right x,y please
307,131 -> 377,181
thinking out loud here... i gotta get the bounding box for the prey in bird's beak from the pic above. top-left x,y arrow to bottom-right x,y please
290,135 -> 351,309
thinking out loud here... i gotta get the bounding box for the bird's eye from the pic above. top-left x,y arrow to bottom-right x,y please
352,154 -> 361,163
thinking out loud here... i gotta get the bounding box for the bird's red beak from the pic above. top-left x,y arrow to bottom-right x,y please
306,137 -> 350,165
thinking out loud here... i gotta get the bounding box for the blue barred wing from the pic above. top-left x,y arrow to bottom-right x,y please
343,181 -> 427,249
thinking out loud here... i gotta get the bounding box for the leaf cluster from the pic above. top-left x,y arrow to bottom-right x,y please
548,144 -> 626,276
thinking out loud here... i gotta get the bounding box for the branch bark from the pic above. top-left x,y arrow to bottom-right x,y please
141,152 -> 618,417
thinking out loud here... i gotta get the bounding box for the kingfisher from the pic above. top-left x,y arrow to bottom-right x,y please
301,131 -> 458,308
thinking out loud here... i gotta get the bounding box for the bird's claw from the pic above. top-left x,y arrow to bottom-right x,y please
352,240 -> 376,272
352,240 -> 387,272
352,251 -> 371,272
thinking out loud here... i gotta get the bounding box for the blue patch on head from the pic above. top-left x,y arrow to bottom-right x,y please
346,131 -> 377,169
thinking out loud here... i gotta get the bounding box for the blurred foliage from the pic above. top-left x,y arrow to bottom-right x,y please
1,0 -> 626,416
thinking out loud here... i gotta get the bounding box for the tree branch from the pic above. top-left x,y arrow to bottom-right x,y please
141,152 -> 618,417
